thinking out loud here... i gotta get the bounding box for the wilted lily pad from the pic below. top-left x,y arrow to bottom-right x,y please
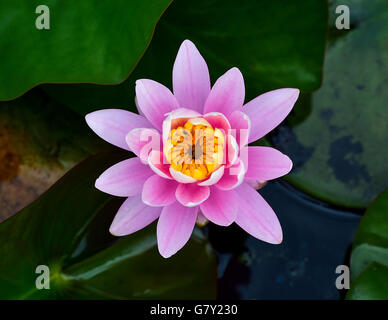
0,152 -> 217,299
272,0 -> 388,208
0,89 -> 111,221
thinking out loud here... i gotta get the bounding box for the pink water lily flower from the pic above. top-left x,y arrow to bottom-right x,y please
86,40 -> 299,258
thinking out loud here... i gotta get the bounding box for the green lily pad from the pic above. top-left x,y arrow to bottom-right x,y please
0,0 -> 172,100
347,262 -> 388,300
351,244 -> 388,280
272,0 -> 388,208
347,188 -> 388,299
0,152 -> 217,299
43,0 -> 328,115
350,188 -> 388,276
0,88 -> 112,222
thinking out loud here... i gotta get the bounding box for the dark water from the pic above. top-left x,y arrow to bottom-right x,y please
206,181 -> 361,299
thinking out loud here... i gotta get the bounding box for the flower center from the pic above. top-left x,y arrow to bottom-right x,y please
164,118 -> 224,180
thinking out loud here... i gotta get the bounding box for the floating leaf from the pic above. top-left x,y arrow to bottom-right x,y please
43,0 -> 328,115
347,263 -> 388,300
347,188 -> 388,299
349,189 -> 388,277
0,0 -> 172,100
272,0 -> 388,208
0,152 -> 217,299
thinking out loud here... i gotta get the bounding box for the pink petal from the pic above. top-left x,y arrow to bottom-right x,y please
244,88 -> 299,143
198,166 -> 225,186
234,183 -> 283,244
142,175 -> 178,207
157,202 -> 198,258
85,109 -> 152,150
169,167 -> 197,184
134,96 -> 145,117
200,187 -> 237,226
109,195 -> 161,236
136,79 -> 180,130
216,160 -> 245,190
162,108 -> 202,144
95,158 -> 153,197
126,128 -> 161,163
244,146 -> 293,181
176,183 -> 210,207
148,150 -> 172,180
203,67 -> 245,117
173,40 -> 211,113
203,112 -> 231,133
228,110 -> 250,147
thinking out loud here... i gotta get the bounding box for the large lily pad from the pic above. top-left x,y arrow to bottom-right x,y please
0,0 -> 172,100
347,188 -> 388,299
0,89 -> 111,221
272,0 -> 388,208
0,152 -> 217,299
43,0 -> 328,115
347,262 -> 388,300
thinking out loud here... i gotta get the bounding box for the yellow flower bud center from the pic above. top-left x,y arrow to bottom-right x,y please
164,118 -> 225,180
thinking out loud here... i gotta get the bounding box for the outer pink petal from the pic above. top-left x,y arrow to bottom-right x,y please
148,150 -> 173,179
176,183 -> 210,207
157,202 -> 198,258
126,128 -> 161,163
109,195 -> 161,236
142,175 -> 178,207
244,146 -> 293,181
135,96 -> 145,117
234,183 -> 283,244
228,110 -> 250,147
85,109 -> 152,150
203,67 -> 245,117
136,79 -> 180,130
95,158 -> 153,197
216,160 -> 245,190
244,88 -> 299,143
200,187 -> 237,226
173,40 -> 211,113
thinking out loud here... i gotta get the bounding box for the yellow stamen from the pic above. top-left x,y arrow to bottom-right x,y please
165,117 -> 225,180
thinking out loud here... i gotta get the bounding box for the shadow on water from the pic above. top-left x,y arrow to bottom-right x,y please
205,180 -> 361,300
